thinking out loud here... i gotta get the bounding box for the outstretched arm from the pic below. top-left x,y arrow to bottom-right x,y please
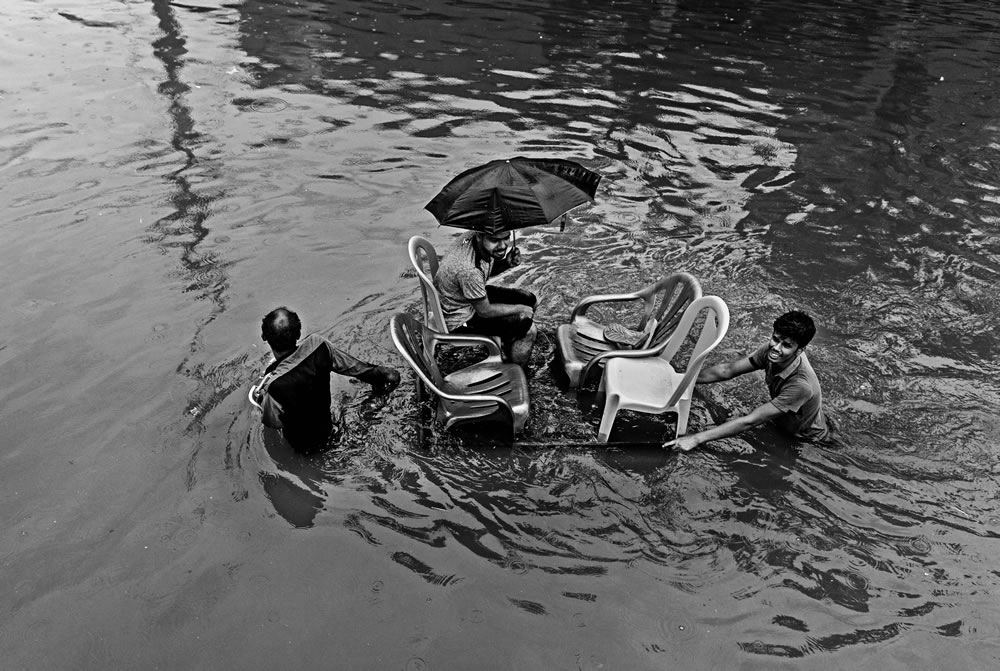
324,341 -> 400,393
697,355 -> 756,384
666,400 -> 784,452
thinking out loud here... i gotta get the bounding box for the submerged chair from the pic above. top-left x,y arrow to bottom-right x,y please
555,272 -> 701,389
595,295 -> 729,444
390,312 -> 530,440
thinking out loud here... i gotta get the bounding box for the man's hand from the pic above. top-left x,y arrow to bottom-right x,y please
664,435 -> 701,452
372,366 -> 401,394
507,246 -> 521,267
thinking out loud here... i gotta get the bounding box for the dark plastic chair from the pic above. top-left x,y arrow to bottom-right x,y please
390,312 -> 530,439
555,272 -> 702,389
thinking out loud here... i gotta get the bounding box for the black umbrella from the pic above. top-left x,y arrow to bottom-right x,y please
424,156 -> 601,235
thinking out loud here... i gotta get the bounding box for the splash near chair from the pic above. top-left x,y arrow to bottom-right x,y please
595,295 -> 729,444
390,312 -> 530,440
555,272 -> 702,389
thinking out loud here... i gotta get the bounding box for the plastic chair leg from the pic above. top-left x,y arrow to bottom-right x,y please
591,368 -> 608,410
597,394 -> 620,444
676,398 -> 691,435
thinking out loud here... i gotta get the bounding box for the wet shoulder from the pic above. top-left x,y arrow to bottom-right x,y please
438,233 -> 479,274
796,351 -> 823,387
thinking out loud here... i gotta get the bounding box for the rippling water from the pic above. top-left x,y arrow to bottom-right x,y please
3,0 -> 1000,668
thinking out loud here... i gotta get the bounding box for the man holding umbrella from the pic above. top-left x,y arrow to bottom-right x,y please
435,228 -> 538,366
425,157 -> 601,368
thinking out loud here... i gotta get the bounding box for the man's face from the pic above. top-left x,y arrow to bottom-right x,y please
766,331 -> 802,369
478,231 -> 512,259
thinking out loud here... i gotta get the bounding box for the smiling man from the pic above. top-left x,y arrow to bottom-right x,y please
435,229 -> 537,367
666,310 -> 830,452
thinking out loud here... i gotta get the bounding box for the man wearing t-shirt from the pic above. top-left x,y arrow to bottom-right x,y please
665,310 -> 830,451
434,230 -> 537,367
252,307 -> 400,453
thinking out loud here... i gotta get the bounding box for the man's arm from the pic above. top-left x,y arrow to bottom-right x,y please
697,355 -> 756,384
469,296 -> 533,319
323,340 -> 400,392
667,400 -> 785,452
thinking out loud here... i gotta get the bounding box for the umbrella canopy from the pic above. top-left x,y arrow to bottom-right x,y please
424,157 -> 602,234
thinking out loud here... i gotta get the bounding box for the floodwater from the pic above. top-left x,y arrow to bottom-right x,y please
3,0 -> 1000,668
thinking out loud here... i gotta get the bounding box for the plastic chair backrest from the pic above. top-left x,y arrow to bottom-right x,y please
646,272 -> 702,348
390,312 -> 447,392
658,295 -> 730,406
408,236 -> 449,334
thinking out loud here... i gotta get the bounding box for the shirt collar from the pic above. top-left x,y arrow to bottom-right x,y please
774,352 -> 803,379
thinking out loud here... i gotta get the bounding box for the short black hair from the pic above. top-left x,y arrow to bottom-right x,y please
773,310 -> 816,347
261,307 -> 301,350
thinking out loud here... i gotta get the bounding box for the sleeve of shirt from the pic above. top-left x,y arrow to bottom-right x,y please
770,375 -> 813,414
748,344 -> 768,370
322,339 -> 389,385
456,265 -> 488,302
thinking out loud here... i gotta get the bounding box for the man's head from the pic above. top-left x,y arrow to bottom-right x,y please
474,230 -> 512,260
261,306 -> 301,352
764,311 -> 815,369
773,310 -> 816,348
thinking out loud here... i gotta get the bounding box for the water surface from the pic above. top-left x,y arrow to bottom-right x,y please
3,0 -> 1000,668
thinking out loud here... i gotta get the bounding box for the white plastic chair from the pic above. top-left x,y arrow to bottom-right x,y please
555,272 -> 701,389
595,295 -> 730,443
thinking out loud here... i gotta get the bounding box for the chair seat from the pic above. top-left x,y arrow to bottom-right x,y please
556,317 -> 618,387
443,361 -> 530,434
603,357 -> 685,411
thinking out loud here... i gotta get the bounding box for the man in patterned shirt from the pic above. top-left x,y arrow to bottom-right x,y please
434,230 -> 537,367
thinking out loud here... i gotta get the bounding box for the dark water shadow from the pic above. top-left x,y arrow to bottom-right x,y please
258,426 -> 326,529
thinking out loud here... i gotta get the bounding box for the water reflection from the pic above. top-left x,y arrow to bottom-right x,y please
149,0 -> 252,440
259,426 -> 326,528
150,0 -> 221,292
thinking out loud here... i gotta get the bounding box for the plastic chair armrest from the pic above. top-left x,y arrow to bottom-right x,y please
569,292 -> 644,321
428,331 -> 503,357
